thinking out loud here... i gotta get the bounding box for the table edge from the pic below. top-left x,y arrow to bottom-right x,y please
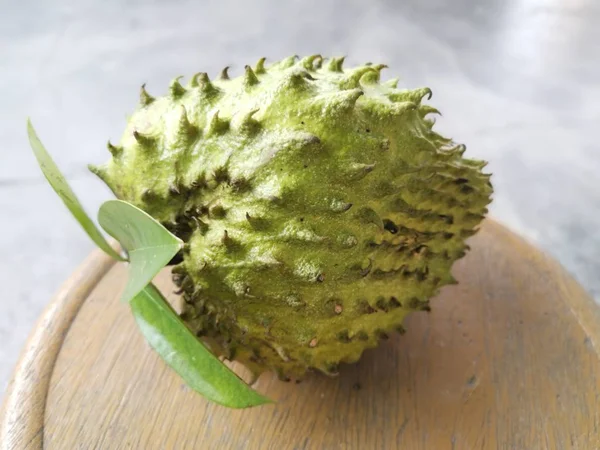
0,247 -> 117,450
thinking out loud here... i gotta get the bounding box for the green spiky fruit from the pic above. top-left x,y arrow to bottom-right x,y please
90,55 -> 492,380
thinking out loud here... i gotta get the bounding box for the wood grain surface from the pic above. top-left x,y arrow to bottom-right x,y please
2,220 -> 600,450
0,248 -> 116,449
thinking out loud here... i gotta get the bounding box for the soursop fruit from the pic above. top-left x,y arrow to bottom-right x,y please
90,55 -> 492,380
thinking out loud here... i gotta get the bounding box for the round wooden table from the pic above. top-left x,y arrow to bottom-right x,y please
1,220 -> 599,449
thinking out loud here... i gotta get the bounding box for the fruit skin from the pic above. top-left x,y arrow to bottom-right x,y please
90,55 -> 493,380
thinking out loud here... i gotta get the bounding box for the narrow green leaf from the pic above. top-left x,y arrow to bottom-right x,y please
26,119 -> 124,261
132,284 -> 272,408
98,200 -> 183,303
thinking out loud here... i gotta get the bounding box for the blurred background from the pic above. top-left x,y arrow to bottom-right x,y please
1,0 -> 598,395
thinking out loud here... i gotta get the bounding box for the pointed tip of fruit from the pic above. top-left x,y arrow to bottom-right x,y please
139,84 -> 155,106
106,140 -> 122,157
359,70 -> 380,86
300,54 -> 322,71
413,87 -> 433,103
419,104 -> 441,119
347,162 -> 376,180
238,108 -> 261,134
194,72 -> 210,85
255,58 -> 266,74
243,65 -> 259,87
219,66 -> 230,80
133,130 -> 155,147
206,109 -> 229,136
327,56 -> 346,72
315,88 -> 364,116
313,55 -> 324,69
338,88 -> 364,107
384,78 -> 399,88
373,63 -> 388,73
175,105 -> 198,141
88,163 -> 109,182
282,70 -> 314,90
192,72 -> 219,97
169,76 -> 186,98
280,55 -> 299,68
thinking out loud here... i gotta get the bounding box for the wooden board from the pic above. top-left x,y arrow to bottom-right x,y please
1,220 -> 600,449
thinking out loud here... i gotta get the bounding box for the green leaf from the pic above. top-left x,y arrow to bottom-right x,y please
98,200 -> 183,303
132,284 -> 272,408
27,119 -> 125,261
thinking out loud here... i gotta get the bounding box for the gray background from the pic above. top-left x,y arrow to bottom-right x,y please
1,0 -> 599,394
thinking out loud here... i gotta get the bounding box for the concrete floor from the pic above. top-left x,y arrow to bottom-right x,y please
1,0 -> 599,394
